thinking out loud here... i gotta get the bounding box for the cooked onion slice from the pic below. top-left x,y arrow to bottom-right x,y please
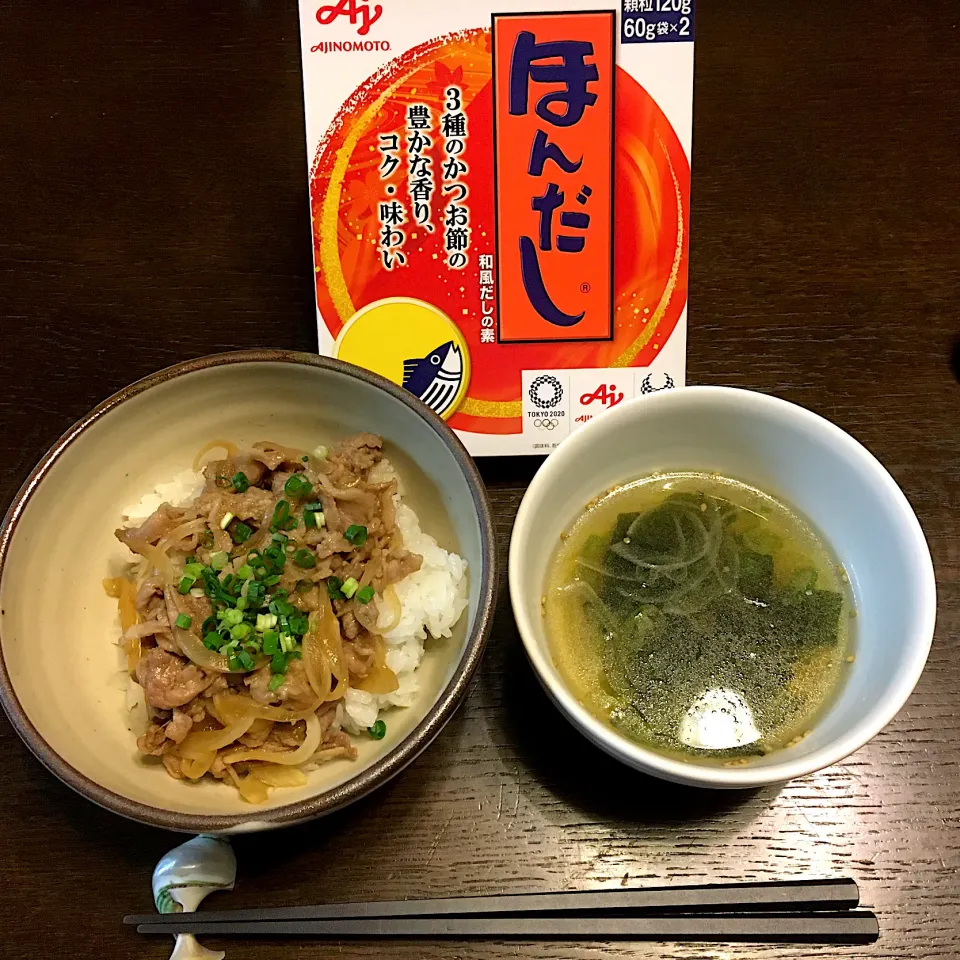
304,593 -> 348,702
214,691 -> 321,724
123,538 -> 175,581
181,753 -> 217,780
104,577 -> 141,670
376,583 -> 402,634
193,439 -> 239,472
356,636 -> 399,694
154,518 -> 210,555
179,716 -> 255,759
249,765 -> 309,788
225,765 -> 270,804
222,714 -> 321,765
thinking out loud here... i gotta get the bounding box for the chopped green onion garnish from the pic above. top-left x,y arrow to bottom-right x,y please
231,471 -> 250,493
289,615 -> 309,637
283,516 -> 298,530
224,608 -> 244,627
284,474 -> 313,497
175,613 -> 193,630
344,524 -> 368,546
326,577 -> 344,601
230,623 -> 252,641
231,522 -> 253,544
368,719 -> 387,740
296,579 -> 313,593
235,650 -> 255,671
201,615 -> 218,633
215,475 -> 232,489
220,512 -> 235,530
304,509 -> 325,530
356,585 -> 375,604
237,564 -> 253,580
184,562 -> 204,579
262,630 -> 280,655
269,500 -> 290,532
228,655 -> 242,671
263,574 -> 281,587
246,581 -> 266,606
280,633 -> 295,654
301,455 -> 309,462
203,632 -> 222,651
256,613 -> 278,632
341,576 -> 359,599
177,575 -> 196,595
271,652 -> 288,674
294,548 -> 316,569
210,551 -> 229,571
263,546 -> 285,567
313,444 -> 328,459
268,673 -> 285,692
235,597 -> 248,611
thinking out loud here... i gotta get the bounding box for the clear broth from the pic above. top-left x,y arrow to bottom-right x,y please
544,473 -> 855,765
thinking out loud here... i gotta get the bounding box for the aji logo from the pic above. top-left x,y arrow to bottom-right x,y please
334,298 -> 470,421
316,0 -> 383,35
402,341 -> 465,418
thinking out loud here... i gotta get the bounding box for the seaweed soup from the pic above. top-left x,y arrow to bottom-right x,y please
544,473 -> 855,764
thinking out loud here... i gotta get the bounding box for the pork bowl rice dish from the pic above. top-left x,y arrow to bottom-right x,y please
104,434 -> 468,804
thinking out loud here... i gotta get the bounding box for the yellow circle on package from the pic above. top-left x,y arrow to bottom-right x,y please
334,298 -> 471,421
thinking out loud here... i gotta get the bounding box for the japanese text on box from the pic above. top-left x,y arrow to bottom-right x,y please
493,10 -> 615,344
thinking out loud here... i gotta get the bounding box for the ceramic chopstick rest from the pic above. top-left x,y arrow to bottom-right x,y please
152,835 -> 237,960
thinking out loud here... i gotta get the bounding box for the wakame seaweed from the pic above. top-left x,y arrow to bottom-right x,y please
574,492 -> 846,757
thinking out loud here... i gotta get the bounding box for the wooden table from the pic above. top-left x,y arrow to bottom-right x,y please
1,2 -> 958,957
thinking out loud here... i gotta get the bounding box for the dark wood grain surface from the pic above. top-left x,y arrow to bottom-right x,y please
1,2 -> 959,957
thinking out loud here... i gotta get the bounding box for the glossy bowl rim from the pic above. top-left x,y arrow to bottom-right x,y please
0,349 -> 497,832
509,385 -> 937,788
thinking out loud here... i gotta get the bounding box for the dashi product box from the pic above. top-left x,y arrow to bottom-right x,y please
299,0 -> 693,455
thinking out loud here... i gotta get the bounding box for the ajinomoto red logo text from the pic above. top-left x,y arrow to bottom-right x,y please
316,0 -> 383,36
493,10 -> 615,344
580,382 -> 624,408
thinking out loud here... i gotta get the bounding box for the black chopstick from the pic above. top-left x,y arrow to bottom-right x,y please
125,878 -> 859,927
135,910 -> 879,943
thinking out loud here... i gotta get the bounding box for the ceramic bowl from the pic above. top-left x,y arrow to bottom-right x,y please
510,386 -> 936,789
0,351 -> 496,831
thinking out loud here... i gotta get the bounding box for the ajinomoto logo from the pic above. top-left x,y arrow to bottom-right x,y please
316,0 -> 383,36
493,11 -> 615,344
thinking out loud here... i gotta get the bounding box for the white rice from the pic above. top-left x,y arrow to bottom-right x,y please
122,469 -> 204,523
341,499 -> 469,734
119,462 -> 468,735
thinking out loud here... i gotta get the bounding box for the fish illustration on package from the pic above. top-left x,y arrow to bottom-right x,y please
402,341 -> 464,418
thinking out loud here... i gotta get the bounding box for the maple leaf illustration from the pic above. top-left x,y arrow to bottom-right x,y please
426,61 -> 465,101
345,170 -> 383,221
